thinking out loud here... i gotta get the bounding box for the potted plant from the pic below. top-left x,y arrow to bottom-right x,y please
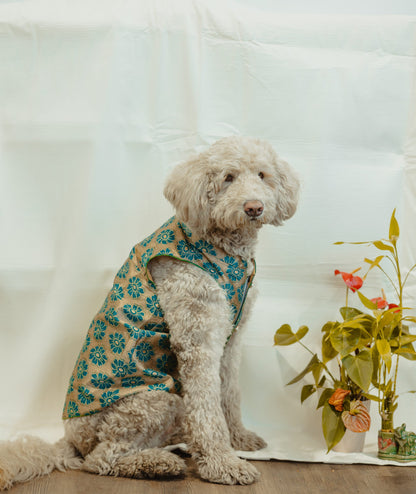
274,210 -> 416,459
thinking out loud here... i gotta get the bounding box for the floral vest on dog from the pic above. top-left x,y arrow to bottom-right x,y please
63,216 -> 255,419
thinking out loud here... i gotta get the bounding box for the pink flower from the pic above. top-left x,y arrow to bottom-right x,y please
334,269 -> 363,293
342,400 -> 371,432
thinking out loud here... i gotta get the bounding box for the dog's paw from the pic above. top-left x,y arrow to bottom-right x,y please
0,467 -> 12,491
197,453 -> 260,485
115,449 -> 186,479
230,428 -> 267,451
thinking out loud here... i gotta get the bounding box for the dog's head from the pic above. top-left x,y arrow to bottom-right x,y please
164,136 -> 299,233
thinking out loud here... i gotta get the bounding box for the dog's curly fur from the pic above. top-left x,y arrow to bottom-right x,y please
0,136 -> 299,489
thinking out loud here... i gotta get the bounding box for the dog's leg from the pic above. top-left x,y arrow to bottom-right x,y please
151,259 -> 260,485
66,391 -> 186,479
219,287 -> 267,452
221,328 -> 267,451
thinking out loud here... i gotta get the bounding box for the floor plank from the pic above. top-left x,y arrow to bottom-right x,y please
6,458 -> 416,494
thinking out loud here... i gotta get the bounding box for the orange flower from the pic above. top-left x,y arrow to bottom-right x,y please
328,388 -> 351,412
341,400 -> 371,432
334,269 -> 363,293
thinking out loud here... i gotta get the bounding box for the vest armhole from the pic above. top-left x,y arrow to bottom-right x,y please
144,254 -> 210,288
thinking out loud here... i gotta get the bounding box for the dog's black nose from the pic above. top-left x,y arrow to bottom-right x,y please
244,200 -> 264,218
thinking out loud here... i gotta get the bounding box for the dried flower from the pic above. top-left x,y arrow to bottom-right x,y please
341,399 -> 371,432
328,388 -> 351,412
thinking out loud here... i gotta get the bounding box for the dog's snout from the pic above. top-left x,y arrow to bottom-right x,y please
244,200 -> 264,218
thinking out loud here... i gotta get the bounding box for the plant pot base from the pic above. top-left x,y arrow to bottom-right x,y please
378,425 -> 416,462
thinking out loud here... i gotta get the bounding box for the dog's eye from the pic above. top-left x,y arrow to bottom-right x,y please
258,172 -> 265,180
225,174 -> 234,183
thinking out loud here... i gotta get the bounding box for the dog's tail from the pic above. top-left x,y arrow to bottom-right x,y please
0,435 -> 82,491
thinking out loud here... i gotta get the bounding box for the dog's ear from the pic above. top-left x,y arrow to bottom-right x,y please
272,157 -> 300,226
164,155 -> 214,229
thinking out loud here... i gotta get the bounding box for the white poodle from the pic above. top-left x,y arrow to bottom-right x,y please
0,136 -> 299,488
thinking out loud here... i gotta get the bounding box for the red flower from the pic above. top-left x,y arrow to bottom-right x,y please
328,388 -> 351,412
334,269 -> 363,292
371,297 -> 388,309
388,303 -> 400,313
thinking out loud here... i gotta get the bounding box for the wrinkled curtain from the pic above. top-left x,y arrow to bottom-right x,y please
1,0 -> 415,464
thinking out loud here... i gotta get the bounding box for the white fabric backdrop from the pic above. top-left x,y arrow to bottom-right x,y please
1,0 -> 416,465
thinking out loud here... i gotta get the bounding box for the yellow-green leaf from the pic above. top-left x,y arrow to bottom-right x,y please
286,354 -> 320,386
341,349 -> 373,391
301,384 -> 316,403
376,339 -> 392,372
389,209 -> 400,242
322,402 -> 345,452
274,324 -> 296,346
372,240 -> 394,253
358,291 -> 378,310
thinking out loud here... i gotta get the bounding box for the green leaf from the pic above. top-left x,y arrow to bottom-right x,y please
322,402 -> 346,452
301,384 -> 316,403
372,240 -> 394,253
322,334 -> 338,363
342,349 -> 373,391
394,346 -> 416,361
376,339 -> 392,372
339,307 -> 363,321
389,209 -> 400,242
361,392 -> 382,402
364,255 -> 385,273
330,326 -> 361,358
296,325 -> 309,340
286,354 -> 320,386
317,388 -> 334,409
274,324 -> 296,346
358,291 -> 378,310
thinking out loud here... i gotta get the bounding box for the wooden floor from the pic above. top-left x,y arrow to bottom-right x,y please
6,456 -> 416,494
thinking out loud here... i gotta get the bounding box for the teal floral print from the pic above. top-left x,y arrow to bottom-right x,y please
141,248 -> 154,265
221,283 -> 235,300
109,333 -> 126,354
117,261 -> 129,279
81,335 -> 91,353
135,342 -> 155,362
158,334 -> 170,350
91,372 -> 114,389
63,216 -> 255,419
77,360 -> 88,379
148,383 -> 169,392
143,369 -> 167,379
177,240 -> 203,261
105,308 -> 119,326
123,304 -> 144,323
202,262 -> 223,279
111,359 -> 137,377
121,376 -> 145,388
100,390 -> 119,408
224,256 -> 244,281
127,277 -> 144,298
90,346 -> 107,366
67,401 -> 80,417
93,321 -> 106,340
195,240 -> 217,256
146,295 -> 163,317
157,354 -> 176,373
78,385 -> 95,405
110,284 -> 124,301
157,229 -> 175,244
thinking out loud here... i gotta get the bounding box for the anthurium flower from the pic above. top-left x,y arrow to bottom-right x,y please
341,399 -> 371,432
334,269 -> 363,292
371,297 -> 388,309
328,388 -> 351,412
